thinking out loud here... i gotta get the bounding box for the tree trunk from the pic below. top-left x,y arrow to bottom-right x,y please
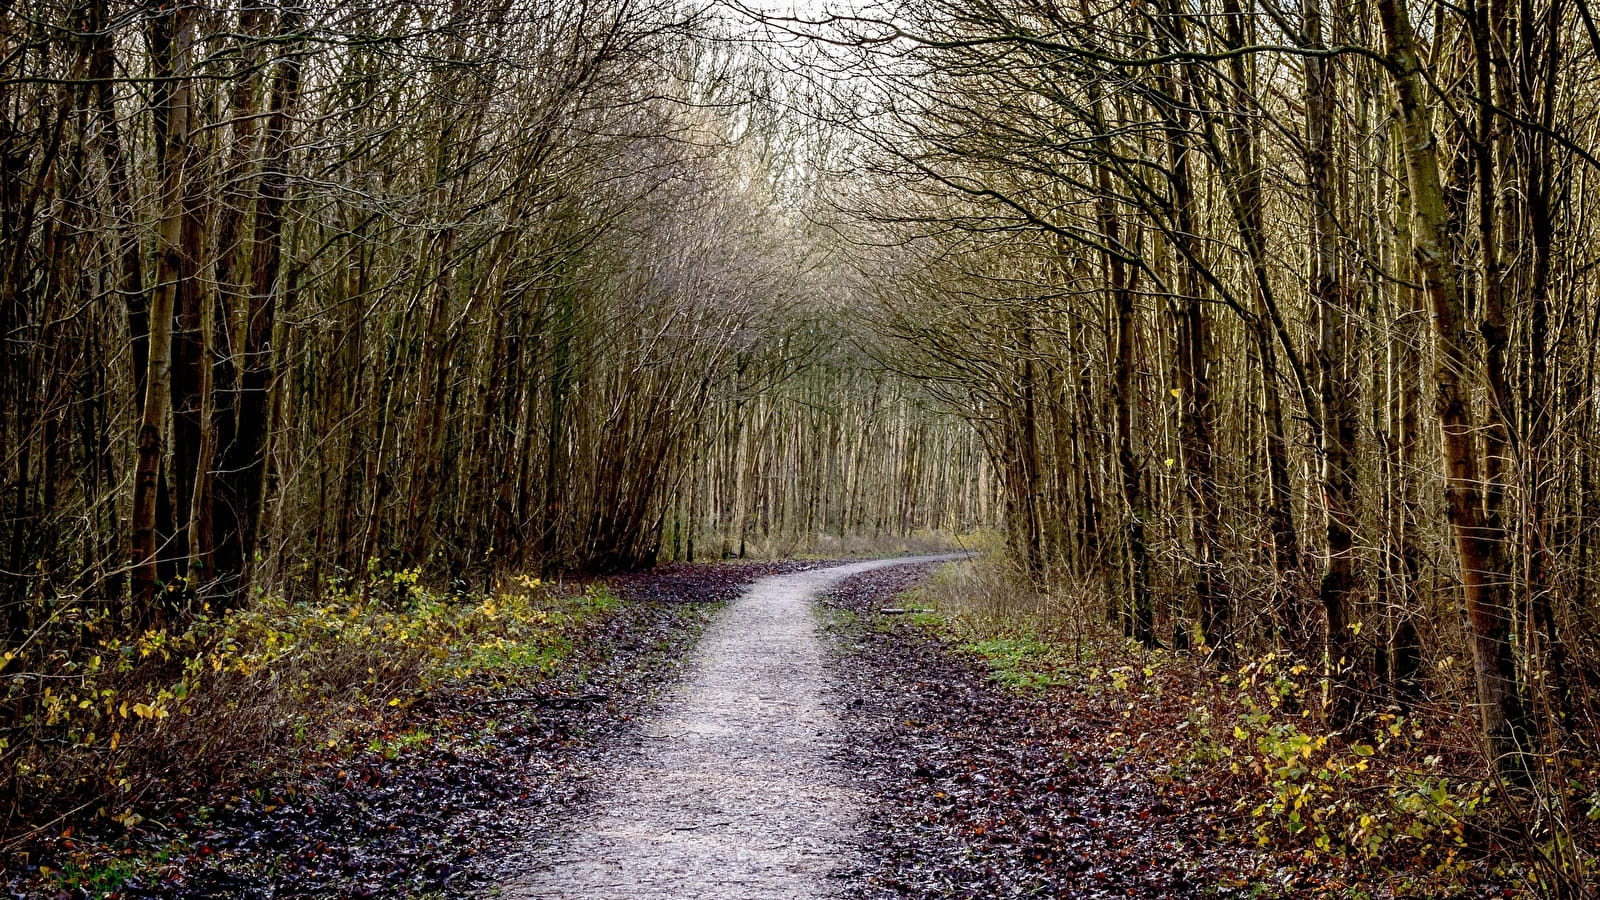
1378,0 -> 1535,781
131,2 -> 197,624
1214,0 -> 1309,649
1099,180 -> 1154,644
214,5 -> 302,603
1305,0 -> 1363,728
1159,6 -> 1230,658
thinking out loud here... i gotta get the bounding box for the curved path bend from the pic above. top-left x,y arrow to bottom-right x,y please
500,555 -> 963,900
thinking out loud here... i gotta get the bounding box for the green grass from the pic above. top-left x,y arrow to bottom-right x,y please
44,858 -> 141,896
881,576 -> 1072,694
958,635 -> 1071,692
367,727 -> 433,759
40,841 -> 191,899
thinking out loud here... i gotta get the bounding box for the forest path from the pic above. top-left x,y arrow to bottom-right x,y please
500,555 -> 964,900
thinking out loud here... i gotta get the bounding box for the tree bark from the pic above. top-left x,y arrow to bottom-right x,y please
1306,0 -> 1363,728
214,4 -> 302,602
131,2 -> 197,623
1378,0 -> 1535,781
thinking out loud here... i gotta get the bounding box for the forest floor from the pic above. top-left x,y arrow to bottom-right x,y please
825,565 -> 1280,899
823,566 -> 1525,900
7,557 -> 1526,899
4,560 -> 819,899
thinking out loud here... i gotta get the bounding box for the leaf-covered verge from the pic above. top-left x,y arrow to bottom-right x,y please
0,561 -> 802,898
826,559 -> 1580,899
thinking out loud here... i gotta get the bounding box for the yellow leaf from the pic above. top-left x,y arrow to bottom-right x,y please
1170,388 -> 1181,398
110,731 -> 120,750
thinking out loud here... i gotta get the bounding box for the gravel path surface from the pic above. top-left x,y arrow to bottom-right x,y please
500,556 -> 964,900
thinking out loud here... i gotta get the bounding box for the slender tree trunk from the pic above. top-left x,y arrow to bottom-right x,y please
1098,177 -> 1154,644
1306,0 -> 1363,727
215,9 -> 302,601
1158,7 -> 1230,658
1384,126 -> 1425,709
131,3 -> 197,623
1214,0 -> 1308,648
1518,0 -> 1566,728
1378,0 -> 1536,781
1016,317 -> 1045,583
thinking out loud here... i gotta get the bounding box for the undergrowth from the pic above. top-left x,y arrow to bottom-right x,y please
895,556 -> 1596,899
1,570 -> 618,851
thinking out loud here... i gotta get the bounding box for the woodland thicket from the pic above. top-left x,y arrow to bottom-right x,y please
0,0 -> 988,829
826,0 -> 1600,889
9,0 -> 1600,892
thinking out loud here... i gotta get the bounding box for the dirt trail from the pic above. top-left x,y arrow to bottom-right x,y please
501,556 -> 962,900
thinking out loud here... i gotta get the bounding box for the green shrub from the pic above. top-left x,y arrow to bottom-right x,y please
1,571 -> 621,830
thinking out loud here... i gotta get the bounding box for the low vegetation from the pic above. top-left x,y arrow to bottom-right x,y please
900,559 -> 1599,898
2,571 -> 618,852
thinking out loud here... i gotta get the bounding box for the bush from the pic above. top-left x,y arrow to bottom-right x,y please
890,558 -> 1580,897
1197,653 -> 1493,873
1,571 -> 618,838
